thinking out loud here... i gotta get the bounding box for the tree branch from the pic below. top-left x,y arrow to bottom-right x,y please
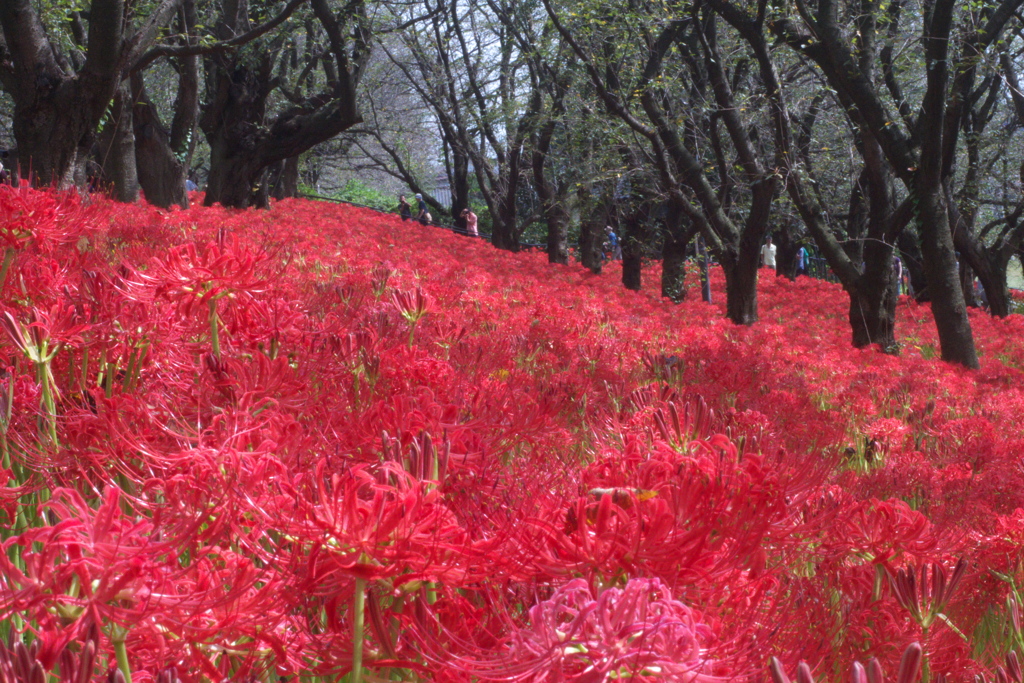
132,0 -> 306,72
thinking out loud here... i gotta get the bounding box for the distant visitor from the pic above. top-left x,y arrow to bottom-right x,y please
761,237 -> 776,268
415,194 -> 429,225
462,208 -> 478,237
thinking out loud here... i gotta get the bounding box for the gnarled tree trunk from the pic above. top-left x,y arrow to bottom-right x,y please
201,0 -> 367,209
0,0 -> 182,190
130,2 -> 198,211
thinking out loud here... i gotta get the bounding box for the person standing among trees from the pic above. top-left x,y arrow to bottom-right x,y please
399,195 -> 412,221
462,208 -> 478,236
761,237 -> 777,269
605,226 -> 622,260
797,244 -> 808,277
415,194 -> 429,225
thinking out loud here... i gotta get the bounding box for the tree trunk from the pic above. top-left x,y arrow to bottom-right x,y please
622,253 -> 642,290
847,254 -> 898,350
99,81 -> 140,203
661,231 -> 689,302
490,164 -> 521,251
974,252 -> 1010,317
661,199 -> 695,301
718,182 -> 774,325
202,57 -> 273,208
948,189 -> 1014,317
450,152 -> 471,229
544,197 -> 570,264
131,72 -> 190,208
843,171 -> 869,263
578,191 -> 609,274
898,229 -> 928,301
205,139 -> 267,208
774,218 -> 800,280
621,203 -> 649,292
11,94 -> 94,188
722,254 -> 759,325
533,116 -> 568,264
270,156 -> 300,199
959,260 -> 978,308
916,190 -> 979,368
847,278 -> 898,350
579,219 -> 603,274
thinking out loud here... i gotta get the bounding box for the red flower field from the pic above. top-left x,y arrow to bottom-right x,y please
3,185 -> 1024,682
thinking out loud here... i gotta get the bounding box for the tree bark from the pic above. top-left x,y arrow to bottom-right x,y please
661,203 -> 695,302
898,229 -> 928,301
533,111 -> 569,264
847,274 -> 898,350
579,187 -> 610,274
543,194 -> 570,264
450,152 -> 471,229
722,248 -> 760,325
99,81 -> 140,202
916,190 -> 979,367
621,245 -> 642,291
774,219 -> 800,280
270,156 -> 300,199
132,73 -> 190,208
847,238 -> 898,350
130,0 -> 198,209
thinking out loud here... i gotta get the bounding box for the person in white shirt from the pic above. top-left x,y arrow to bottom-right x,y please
761,237 -> 777,268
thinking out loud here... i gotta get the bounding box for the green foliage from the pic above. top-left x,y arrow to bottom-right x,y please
310,180 -> 395,212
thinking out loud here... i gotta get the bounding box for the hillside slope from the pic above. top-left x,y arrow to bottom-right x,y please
2,189 -> 1024,681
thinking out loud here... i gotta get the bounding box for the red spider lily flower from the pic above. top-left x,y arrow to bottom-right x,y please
887,559 -> 968,629
0,185 -> 95,251
292,461 -> 472,588
770,643 -> 922,683
453,578 -> 725,682
121,237 -> 270,313
1,305 -> 89,364
391,287 -> 430,325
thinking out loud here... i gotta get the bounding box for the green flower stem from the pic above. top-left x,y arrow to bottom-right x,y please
0,248 -> 16,293
36,361 -> 58,447
352,577 -> 366,683
113,632 -> 133,683
209,299 -> 221,360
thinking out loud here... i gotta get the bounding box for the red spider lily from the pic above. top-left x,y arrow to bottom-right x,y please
0,623 -> 111,683
6,187 -> 1024,681
445,578 -> 726,682
887,559 -> 968,629
1,304 -> 89,363
391,287 -> 430,324
978,650 -> 1024,683
770,643 -> 922,683
0,184 -> 94,251
291,461 -> 472,588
